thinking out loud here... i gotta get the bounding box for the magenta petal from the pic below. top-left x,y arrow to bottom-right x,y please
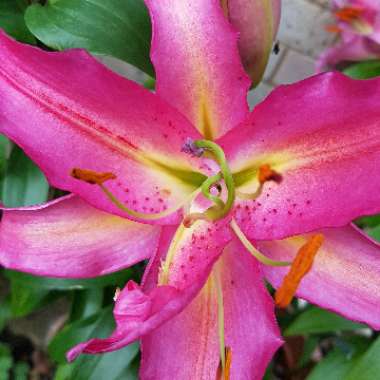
260,225 -> 380,330
145,0 -> 250,139
0,31 -> 205,224
221,72 -> 380,239
67,219 -> 232,360
140,239 -> 282,380
0,195 -> 161,278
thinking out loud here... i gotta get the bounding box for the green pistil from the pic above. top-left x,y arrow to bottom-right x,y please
185,139 -> 235,225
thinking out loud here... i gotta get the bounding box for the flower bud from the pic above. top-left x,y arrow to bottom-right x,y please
222,0 -> 281,87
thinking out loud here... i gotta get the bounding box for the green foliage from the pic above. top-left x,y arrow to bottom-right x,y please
5,268 -> 135,291
285,306 -> 365,336
1,145 -> 49,207
308,348 -> 359,380
49,307 -> 139,379
343,60 -> 380,79
0,0 -> 36,44
0,343 -> 12,379
345,336 -> 380,380
25,0 -> 154,76
8,279 -> 52,317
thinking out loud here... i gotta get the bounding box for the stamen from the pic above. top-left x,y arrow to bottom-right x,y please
333,6 -> 373,35
216,347 -> 232,380
275,234 -> 324,308
325,24 -> 342,33
213,266 -> 226,377
236,164 -> 282,200
70,168 -> 116,185
71,167 -> 200,221
335,6 -> 362,22
158,223 -> 186,285
230,219 -> 291,267
225,347 -> 232,380
258,164 -> 282,185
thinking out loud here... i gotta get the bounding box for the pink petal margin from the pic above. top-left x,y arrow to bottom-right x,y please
259,225 -> 380,330
0,195 -> 161,278
140,238 -> 282,380
67,219 -> 232,361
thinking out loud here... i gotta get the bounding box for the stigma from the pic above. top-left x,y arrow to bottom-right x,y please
275,234 -> 324,308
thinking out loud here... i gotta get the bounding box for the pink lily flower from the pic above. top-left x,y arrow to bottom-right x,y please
1,0 -> 380,378
317,0 -> 380,71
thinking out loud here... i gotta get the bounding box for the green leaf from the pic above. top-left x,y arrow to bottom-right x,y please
0,136 -> 11,181
366,224 -> 380,242
355,214 -> 380,228
346,336 -> 380,380
13,362 -> 29,380
9,280 -> 52,317
70,342 -> 139,380
70,289 -> 104,321
0,0 -> 36,44
0,343 -> 12,380
1,145 -> 49,207
5,267 -> 134,291
49,307 -> 139,380
25,0 -> 154,76
307,348 -> 358,380
0,298 -> 11,332
284,307 -> 365,336
343,60 -> 380,79
49,307 -> 113,363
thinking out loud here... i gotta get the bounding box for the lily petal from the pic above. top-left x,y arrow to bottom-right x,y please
67,219 -> 232,360
145,0 -> 250,139
0,31 -> 206,224
220,72 -> 380,240
226,0 -> 281,86
0,195 -> 160,278
259,225 -> 380,330
140,239 -> 282,380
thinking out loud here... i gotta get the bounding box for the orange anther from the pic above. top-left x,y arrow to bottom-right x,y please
224,347 -> 232,380
258,164 -> 282,185
70,168 -> 116,185
216,347 -> 232,380
275,234 -> 324,308
335,7 -> 363,22
325,24 -> 342,33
